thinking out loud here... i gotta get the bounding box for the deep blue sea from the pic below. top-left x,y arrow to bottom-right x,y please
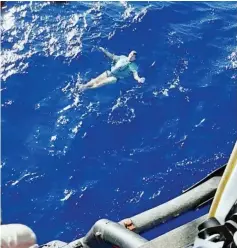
1,1 -> 237,245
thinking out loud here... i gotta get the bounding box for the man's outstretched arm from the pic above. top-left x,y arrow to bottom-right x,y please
99,47 -> 120,61
133,71 -> 145,84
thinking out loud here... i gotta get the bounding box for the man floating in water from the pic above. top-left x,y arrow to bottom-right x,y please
80,47 -> 145,90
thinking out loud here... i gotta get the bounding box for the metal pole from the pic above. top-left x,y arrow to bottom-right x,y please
120,176 -> 221,234
82,219 -> 148,248
43,175 -> 221,248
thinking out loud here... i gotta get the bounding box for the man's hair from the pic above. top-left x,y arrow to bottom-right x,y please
130,50 -> 137,56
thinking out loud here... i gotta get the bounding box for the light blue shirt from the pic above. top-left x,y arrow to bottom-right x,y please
110,55 -> 138,79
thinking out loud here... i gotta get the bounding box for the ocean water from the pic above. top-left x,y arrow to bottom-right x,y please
1,1 -> 237,244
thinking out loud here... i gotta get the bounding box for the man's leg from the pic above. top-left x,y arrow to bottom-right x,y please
84,70 -> 117,89
88,76 -> 117,89
83,72 -> 108,89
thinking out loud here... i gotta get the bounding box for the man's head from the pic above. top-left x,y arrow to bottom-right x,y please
128,50 -> 137,62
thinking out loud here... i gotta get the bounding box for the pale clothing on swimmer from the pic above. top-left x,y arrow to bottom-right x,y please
81,47 -> 145,90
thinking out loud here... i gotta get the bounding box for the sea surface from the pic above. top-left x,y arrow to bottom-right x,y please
1,1 -> 237,244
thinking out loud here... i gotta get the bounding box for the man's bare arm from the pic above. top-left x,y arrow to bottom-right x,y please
133,71 -> 145,83
99,47 -> 119,61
